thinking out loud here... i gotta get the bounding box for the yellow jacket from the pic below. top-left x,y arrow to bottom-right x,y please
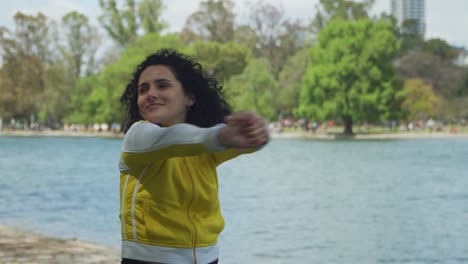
119,121 -> 248,264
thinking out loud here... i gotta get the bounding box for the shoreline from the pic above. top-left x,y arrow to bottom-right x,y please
0,225 -> 120,263
0,130 -> 122,139
1,129 -> 468,140
271,131 -> 468,139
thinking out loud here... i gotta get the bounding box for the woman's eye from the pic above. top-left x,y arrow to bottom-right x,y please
138,86 -> 148,94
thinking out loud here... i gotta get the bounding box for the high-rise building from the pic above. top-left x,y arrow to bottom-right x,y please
391,0 -> 425,37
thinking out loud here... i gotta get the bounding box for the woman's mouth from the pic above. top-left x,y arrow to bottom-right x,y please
146,103 -> 162,110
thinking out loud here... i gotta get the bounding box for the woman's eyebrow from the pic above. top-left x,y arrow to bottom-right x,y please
137,81 -> 148,88
154,78 -> 171,83
138,78 -> 170,87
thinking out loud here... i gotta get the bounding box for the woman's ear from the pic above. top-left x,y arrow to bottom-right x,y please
186,94 -> 196,107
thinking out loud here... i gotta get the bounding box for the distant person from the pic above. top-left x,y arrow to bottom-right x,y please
118,49 -> 269,264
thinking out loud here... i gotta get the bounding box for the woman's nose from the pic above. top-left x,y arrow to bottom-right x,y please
147,86 -> 158,99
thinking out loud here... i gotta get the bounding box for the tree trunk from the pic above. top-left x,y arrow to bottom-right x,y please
342,115 -> 353,135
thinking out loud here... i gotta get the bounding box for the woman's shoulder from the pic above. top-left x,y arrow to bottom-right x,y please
125,121 -> 159,135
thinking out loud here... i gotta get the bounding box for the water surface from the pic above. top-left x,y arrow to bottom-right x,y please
1,136 -> 467,263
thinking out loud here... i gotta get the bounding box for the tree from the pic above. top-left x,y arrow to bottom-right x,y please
226,59 -> 276,120
276,48 -> 309,116
440,67 -> 468,122
422,38 -> 458,61
0,12 -> 50,126
68,34 -> 186,126
401,79 -> 443,120
39,61 -> 69,126
98,0 -> 137,47
11,12 -> 51,61
442,97 -> 468,121
138,0 -> 167,34
31,12 -> 101,127
98,0 -> 166,47
453,69 -> 468,98
297,19 -> 404,135
191,41 -> 250,81
61,11 -> 100,79
181,0 -> 235,43
394,51 -> 464,96
66,75 -> 100,125
244,0 -> 307,79
311,0 -> 374,33
233,24 -> 258,52
396,19 -> 424,54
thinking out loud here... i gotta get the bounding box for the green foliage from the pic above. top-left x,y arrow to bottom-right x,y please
66,75 -> 99,124
39,61 -> 69,125
297,18 -> 404,134
454,69 -> 468,97
11,12 -> 51,61
277,48 -> 309,115
98,0 -> 166,47
394,51 -> 464,96
226,59 -> 276,120
395,19 -> 425,54
441,69 -> 468,121
61,11 -> 100,79
0,12 -> 50,124
191,41 -> 250,81
138,0 -> 167,34
422,38 -> 458,61
66,33 -> 186,125
442,97 -> 468,121
181,0 -> 235,43
0,54 -> 45,123
2,3 -> 466,130
98,0 -> 138,46
233,25 -> 257,52
312,0 -> 374,32
243,1 -> 307,80
401,78 -> 443,120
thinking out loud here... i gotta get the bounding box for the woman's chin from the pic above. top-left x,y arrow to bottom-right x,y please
145,117 -> 164,126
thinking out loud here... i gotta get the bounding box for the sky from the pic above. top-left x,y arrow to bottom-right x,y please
1,0 -> 467,49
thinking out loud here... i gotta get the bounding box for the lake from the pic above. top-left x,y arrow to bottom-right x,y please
1,136 -> 467,263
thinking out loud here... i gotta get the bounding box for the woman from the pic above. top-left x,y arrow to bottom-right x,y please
119,49 -> 269,264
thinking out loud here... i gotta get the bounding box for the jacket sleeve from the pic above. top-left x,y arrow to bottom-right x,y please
121,121 -> 227,168
211,148 -> 258,166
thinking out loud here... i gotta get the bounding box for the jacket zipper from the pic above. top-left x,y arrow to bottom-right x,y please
183,158 -> 198,264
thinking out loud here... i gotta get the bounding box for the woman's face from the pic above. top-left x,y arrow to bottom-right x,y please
137,65 -> 194,127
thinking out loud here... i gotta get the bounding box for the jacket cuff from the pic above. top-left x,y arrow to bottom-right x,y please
205,124 -> 227,152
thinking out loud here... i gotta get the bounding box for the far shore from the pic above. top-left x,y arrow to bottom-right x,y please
1,129 -> 468,140
270,131 -> 468,139
0,129 -> 122,138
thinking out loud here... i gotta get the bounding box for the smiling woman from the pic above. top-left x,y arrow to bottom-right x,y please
121,49 -> 232,132
118,49 -> 269,264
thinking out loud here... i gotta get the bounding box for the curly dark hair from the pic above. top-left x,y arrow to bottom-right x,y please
120,49 -> 231,132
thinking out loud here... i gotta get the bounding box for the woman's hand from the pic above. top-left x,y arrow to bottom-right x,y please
218,112 -> 269,149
